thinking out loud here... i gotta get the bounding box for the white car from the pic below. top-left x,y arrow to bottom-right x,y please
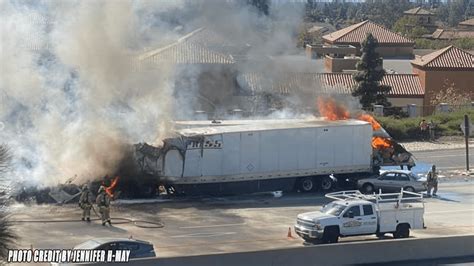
294,190 -> 425,243
357,170 -> 427,193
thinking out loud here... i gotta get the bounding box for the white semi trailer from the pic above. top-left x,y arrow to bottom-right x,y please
133,118 -> 415,195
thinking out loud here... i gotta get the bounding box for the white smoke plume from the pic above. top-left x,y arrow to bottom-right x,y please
1,0 -> 311,188
0,0 -> 181,186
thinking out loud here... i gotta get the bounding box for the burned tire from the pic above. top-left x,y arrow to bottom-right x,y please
298,177 -> 316,192
321,176 -> 334,191
393,224 -> 410,239
322,227 -> 339,244
362,183 -> 375,194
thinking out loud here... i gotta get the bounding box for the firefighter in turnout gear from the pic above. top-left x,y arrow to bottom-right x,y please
96,186 -> 111,226
427,165 -> 439,197
79,184 -> 92,222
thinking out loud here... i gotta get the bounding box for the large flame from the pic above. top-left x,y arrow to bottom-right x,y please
317,97 -> 350,121
103,176 -> 119,198
372,136 -> 392,149
317,97 -> 392,150
357,114 -> 381,131
357,114 -> 391,149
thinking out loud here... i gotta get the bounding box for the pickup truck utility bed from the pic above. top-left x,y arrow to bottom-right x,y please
294,189 -> 425,243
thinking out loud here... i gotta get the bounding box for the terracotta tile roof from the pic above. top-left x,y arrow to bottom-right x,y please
411,45 -> 474,69
183,27 -> 250,48
239,72 -> 424,96
459,18 -> 474,26
320,73 -> 424,96
430,29 -> 474,40
139,28 -> 235,64
404,7 -> 434,15
323,21 -> 414,45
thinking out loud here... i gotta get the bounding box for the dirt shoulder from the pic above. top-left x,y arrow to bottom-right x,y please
400,136 -> 473,152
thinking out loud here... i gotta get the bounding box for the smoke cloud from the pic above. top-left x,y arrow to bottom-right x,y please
1,0 -> 314,188
1,0 -> 180,186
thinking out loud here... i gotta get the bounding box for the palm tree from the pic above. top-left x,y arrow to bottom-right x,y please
0,145 -> 15,262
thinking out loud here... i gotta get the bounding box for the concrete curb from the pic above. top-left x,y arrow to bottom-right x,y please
112,235 -> 474,266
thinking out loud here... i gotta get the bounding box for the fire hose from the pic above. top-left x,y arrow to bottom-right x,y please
10,205 -> 164,229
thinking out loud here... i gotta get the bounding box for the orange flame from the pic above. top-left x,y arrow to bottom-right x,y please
317,97 -> 393,150
372,136 -> 392,149
317,97 -> 350,121
357,114 -> 391,149
103,176 -> 119,198
357,114 -> 381,131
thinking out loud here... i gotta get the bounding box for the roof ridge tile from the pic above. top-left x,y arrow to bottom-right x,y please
411,45 -> 473,68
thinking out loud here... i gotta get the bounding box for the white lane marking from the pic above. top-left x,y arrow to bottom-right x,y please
180,223 -> 246,229
171,232 -> 236,238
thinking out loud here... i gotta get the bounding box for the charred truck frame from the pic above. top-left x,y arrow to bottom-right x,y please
133,118 -> 414,196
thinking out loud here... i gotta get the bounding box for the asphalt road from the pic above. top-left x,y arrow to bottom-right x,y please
6,147 -> 474,265
9,181 -> 474,260
411,148 -> 474,172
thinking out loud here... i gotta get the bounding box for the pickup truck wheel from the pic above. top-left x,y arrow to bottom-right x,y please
321,176 -> 334,191
298,177 -> 315,192
401,227 -> 410,238
322,227 -> 339,243
363,183 -> 375,194
394,224 -> 410,238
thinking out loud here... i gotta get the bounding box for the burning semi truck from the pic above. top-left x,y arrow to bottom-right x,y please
133,118 -> 415,196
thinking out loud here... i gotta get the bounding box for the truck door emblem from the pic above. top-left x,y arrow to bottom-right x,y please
343,220 -> 362,227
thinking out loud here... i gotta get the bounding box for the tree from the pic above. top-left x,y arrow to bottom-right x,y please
430,80 -> 472,107
444,0 -> 468,26
0,145 -> 15,262
465,0 -> 474,19
393,16 -> 429,39
352,33 -> 391,109
247,0 -> 269,16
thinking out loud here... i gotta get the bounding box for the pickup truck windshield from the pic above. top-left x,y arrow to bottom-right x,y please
321,203 -> 346,216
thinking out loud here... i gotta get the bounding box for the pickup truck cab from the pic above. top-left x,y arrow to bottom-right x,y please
294,190 -> 424,243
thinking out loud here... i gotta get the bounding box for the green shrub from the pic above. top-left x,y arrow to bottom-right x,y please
376,109 -> 474,140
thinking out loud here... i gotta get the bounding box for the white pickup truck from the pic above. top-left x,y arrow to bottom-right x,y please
294,190 -> 425,243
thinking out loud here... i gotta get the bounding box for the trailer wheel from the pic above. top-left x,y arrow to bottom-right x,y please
298,177 -> 315,192
321,176 -> 334,191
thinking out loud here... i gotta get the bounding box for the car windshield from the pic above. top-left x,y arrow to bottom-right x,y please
74,240 -> 102,250
321,203 -> 346,216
